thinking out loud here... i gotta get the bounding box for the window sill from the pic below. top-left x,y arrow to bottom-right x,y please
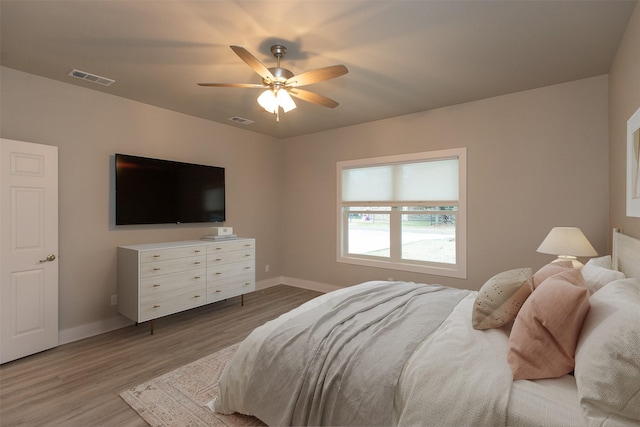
337,255 -> 467,279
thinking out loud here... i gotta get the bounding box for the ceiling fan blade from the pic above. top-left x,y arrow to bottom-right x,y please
230,45 -> 276,83
197,83 -> 266,88
286,65 -> 348,87
288,88 -> 339,108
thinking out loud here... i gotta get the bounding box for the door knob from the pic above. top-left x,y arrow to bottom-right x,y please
39,254 -> 56,263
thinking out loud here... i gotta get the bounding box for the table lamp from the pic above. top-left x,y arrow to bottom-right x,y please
536,227 -> 597,268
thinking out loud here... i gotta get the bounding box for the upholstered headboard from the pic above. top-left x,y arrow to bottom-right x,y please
612,229 -> 640,279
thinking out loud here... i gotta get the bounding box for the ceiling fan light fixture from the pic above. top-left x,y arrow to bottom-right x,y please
257,89 -> 278,113
277,89 -> 297,112
257,88 -> 297,115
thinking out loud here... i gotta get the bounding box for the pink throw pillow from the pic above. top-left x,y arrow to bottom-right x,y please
531,261 -> 574,289
507,269 -> 590,380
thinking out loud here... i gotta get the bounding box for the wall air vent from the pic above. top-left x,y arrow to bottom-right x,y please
68,69 -> 115,87
228,116 -> 255,125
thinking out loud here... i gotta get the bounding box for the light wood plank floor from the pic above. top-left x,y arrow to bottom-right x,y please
0,285 -> 321,427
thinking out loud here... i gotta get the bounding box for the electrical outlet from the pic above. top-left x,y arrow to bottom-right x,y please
111,294 -> 117,306
265,264 -> 270,273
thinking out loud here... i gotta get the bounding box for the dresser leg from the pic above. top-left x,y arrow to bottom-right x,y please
150,319 -> 154,335
241,294 -> 244,306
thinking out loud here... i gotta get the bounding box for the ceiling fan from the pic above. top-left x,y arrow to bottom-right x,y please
198,45 -> 348,122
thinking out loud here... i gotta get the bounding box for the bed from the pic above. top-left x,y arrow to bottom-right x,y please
207,229 -> 640,426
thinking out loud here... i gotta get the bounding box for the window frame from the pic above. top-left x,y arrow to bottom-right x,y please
336,148 -> 467,279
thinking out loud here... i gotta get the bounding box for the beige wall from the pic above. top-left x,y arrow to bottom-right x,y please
1,67 -> 284,338
0,67 -> 615,339
609,2 -> 640,241
281,76 -> 610,290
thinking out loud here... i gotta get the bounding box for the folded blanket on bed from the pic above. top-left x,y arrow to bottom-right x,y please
242,282 -> 469,426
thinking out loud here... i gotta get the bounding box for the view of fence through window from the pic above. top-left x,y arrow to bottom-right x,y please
347,206 -> 457,264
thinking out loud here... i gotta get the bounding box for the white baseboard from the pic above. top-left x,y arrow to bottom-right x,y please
256,276 -> 285,290
59,277 -> 340,345
58,315 -> 134,345
259,276 -> 342,294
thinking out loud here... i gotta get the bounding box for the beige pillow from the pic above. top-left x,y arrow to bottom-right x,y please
507,269 -> 590,380
532,261 -> 574,289
472,268 -> 533,330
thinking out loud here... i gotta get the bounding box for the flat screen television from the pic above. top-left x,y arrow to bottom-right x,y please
115,154 -> 225,225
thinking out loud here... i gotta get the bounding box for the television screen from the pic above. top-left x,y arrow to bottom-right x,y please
115,154 -> 225,225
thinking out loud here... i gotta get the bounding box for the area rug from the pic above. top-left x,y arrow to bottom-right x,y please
120,343 -> 263,426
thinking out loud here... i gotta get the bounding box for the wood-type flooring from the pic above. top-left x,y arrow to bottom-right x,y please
0,285 -> 321,426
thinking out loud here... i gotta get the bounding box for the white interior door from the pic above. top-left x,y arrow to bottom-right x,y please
1,138 -> 58,364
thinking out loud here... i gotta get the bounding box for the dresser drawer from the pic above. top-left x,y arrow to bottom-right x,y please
140,268 -> 206,296
140,245 -> 206,263
140,283 -> 207,322
207,260 -> 254,281
208,274 -> 255,302
207,249 -> 255,266
206,239 -> 255,254
140,255 -> 206,278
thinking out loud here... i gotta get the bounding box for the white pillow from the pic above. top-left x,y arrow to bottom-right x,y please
574,278 -> 640,426
586,255 -> 613,269
581,256 -> 625,294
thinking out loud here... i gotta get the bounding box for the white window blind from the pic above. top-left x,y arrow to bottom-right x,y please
341,159 -> 458,202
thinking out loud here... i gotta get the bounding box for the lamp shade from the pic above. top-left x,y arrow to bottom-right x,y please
276,89 -> 296,112
537,227 -> 598,257
257,90 -> 278,113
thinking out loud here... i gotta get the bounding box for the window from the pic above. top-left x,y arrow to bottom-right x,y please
337,148 -> 466,278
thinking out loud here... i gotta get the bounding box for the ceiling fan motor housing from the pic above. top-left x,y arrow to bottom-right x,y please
266,67 -> 294,84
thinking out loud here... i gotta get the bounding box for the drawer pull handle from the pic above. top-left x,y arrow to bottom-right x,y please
215,258 -> 222,261
194,276 -> 201,279
153,304 -> 160,308
195,295 -> 201,298
195,250 -> 201,253
195,261 -> 201,265
153,268 -> 161,271
215,289 -> 222,293
216,272 -> 222,275
153,255 -> 161,258
244,244 -> 251,247
215,247 -> 222,250
244,282 -> 251,286
245,254 -> 251,257
245,266 -> 251,270
153,284 -> 160,287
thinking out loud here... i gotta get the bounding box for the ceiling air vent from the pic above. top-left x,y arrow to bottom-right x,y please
228,116 -> 254,125
68,69 -> 115,87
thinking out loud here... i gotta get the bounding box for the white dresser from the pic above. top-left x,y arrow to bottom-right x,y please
117,238 -> 255,333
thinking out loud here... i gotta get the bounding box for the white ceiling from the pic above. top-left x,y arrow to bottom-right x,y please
1,0 -> 636,139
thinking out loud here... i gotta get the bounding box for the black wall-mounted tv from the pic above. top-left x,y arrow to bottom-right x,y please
115,154 -> 225,225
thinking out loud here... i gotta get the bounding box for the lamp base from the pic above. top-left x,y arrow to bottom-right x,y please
551,256 -> 584,269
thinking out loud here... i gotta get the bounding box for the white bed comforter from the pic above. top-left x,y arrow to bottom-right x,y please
208,281 -> 514,426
